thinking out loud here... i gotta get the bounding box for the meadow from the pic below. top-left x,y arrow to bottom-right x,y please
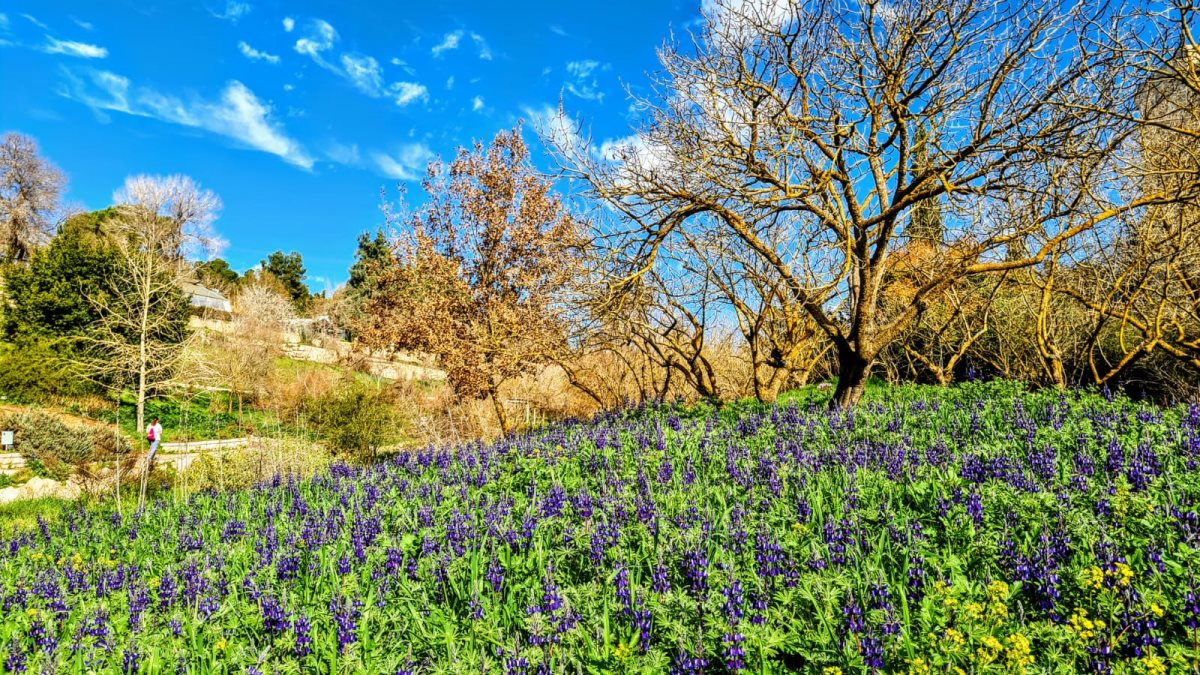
1,381 -> 1198,674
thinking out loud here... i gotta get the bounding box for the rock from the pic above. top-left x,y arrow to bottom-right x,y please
816,382 -> 833,391
0,476 -> 83,505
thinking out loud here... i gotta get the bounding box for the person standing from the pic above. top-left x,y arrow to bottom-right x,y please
139,417 -> 163,509
146,417 -> 163,460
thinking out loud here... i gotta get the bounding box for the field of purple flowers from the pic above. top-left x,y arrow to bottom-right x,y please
1,381 -> 1199,673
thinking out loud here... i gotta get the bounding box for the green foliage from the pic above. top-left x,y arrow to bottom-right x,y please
0,410 -> 130,480
262,250 -> 311,312
194,257 -> 240,291
306,382 -> 399,459
183,440 -> 334,492
1,209 -> 122,343
347,230 -> 392,291
0,338 -> 92,402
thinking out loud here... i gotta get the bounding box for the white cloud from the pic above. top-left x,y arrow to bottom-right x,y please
564,59 -> 608,101
472,96 -> 484,112
71,17 -> 93,31
390,57 -> 403,66
0,14 -> 9,31
522,104 -> 583,153
283,83 -> 294,92
44,37 -> 108,59
373,144 -> 435,181
549,25 -> 569,37
60,68 -> 313,169
212,1 -> 251,22
22,14 -> 49,30
282,16 -> 295,32
341,53 -> 383,95
446,75 -> 455,90
431,30 -> 462,57
699,0 -> 795,38
294,18 -> 337,66
471,33 -> 492,60
431,30 -> 491,59
238,41 -> 280,64
390,82 -> 428,107
325,142 -> 360,165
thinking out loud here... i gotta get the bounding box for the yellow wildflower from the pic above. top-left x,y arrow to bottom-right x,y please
907,658 -> 932,675
1068,608 -> 1097,640
966,602 -> 985,620
943,596 -> 959,609
945,628 -> 966,647
25,607 -> 38,619
1084,566 -> 1105,590
1142,655 -> 1167,675
822,668 -> 843,675
976,635 -> 1003,665
214,638 -> 227,653
1005,633 -> 1035,671
148,577 -> 161,589
987,580 -> 1009,600
1148,603 -> 1164,618
934,579 -> 950,594
1113,562 -> 1134,587
989,601 -> 1009,620
613,642 -> 631,661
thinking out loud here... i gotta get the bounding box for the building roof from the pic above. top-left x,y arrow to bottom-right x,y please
181,282 -> 232,313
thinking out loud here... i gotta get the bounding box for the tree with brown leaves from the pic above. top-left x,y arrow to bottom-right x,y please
358,126 -> 582,434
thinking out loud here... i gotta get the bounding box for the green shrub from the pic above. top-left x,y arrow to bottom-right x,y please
0,339 -> 92,403
182,440 -> 333,492
0,410 -> 130,480
305,382 -> 400,460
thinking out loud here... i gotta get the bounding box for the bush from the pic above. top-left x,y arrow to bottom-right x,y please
0,339 -> 92,403
306,381 -> 400,460
0,410 -> 130,481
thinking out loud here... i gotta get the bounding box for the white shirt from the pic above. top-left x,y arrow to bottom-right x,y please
149,423 -> 163,442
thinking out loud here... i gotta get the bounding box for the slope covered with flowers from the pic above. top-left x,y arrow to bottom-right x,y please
1,382 -> 1199,673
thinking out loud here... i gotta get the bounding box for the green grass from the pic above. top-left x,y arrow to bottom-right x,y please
0,496 -> 71,529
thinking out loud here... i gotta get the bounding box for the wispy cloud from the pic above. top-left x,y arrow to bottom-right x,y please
238,41 -> 279,64
549,25 -> 570,37
294,18 -> 338,69
0,14 -> 8,31
44,37 -> 108,59
472,96 -> 484,112
564,59 -> 608,101
341,53 -> 384,95
211,1 -> 251,22
22,14 -> 49,30
295,20 -> 426,108
431,31 -> 461,57
391,82 -> 427,107
431,30 -> 491,59
70,17 -> 93,31
373,144 -> 434,181
59,68 -> 313,169
282,16 -> 294,32
325,142 -> 360,165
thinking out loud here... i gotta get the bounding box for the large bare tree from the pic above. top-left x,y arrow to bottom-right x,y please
548,0 -> 1199,406
83,175 -> 223,434
0,132 -> 66,263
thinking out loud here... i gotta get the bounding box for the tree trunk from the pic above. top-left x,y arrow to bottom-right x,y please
490,392 -> 510,435
831,342 -> 872,409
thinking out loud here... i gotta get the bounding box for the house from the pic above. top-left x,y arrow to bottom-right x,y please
182,282 -> 232,316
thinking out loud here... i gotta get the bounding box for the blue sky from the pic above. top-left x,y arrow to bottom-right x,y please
0,0 -> 705,292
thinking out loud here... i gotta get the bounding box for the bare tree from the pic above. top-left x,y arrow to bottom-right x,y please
82,175 -> 223,435
0,132 -> 66,263
207,281 -> 295,425
548,0 -> 1198,407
